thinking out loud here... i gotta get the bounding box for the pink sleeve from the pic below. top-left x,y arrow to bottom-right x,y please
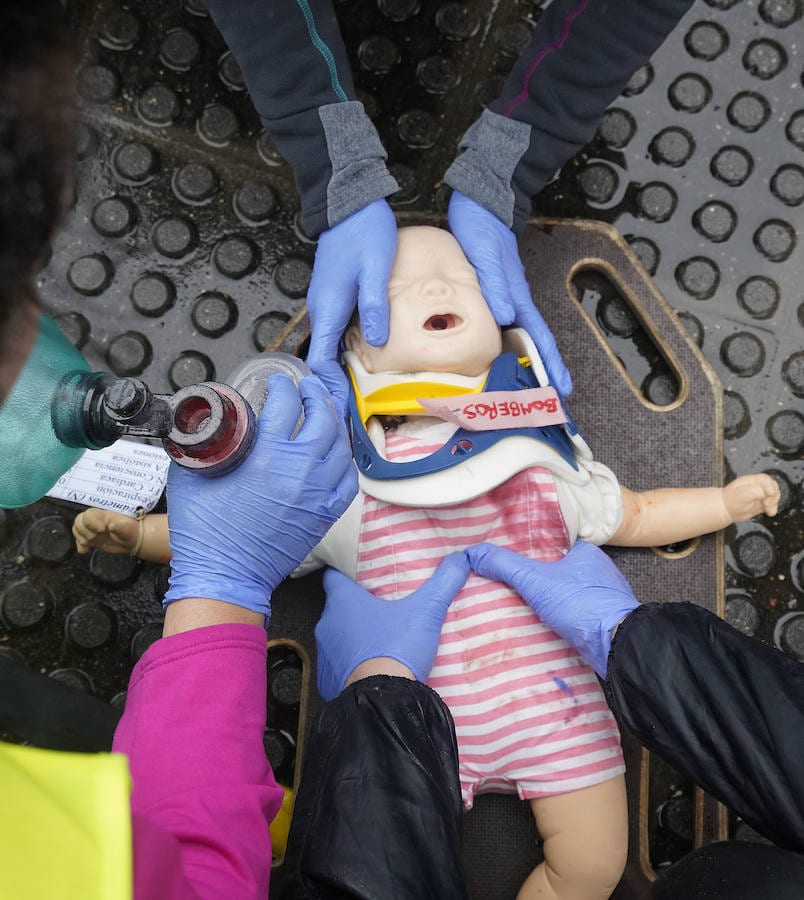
113,623 -> 283,900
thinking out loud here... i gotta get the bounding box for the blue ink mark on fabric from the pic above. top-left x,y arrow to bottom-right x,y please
555,676 -> 579,722
554,676 -> 576,699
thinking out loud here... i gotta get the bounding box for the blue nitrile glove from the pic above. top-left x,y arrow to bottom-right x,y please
315,552 -> 470,700
306,199 -> 397,416
447,190 -> 572,396
465,541 -> 639,678
164,374 -> 357,621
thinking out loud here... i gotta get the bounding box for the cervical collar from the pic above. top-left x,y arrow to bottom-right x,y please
343,328 -> 592,506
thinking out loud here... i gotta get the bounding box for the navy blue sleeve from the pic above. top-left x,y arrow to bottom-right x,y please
445,0 -> 696,233
203,0 -> 397,237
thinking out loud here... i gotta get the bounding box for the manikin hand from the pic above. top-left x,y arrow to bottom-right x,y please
305,199 -> 397,416
447,190 -> 571,396
165,374 -> 357,620
465,541 -> 640,678
315,552 -> 471,701
723,473 -> 780,521
73,508 -> 139,555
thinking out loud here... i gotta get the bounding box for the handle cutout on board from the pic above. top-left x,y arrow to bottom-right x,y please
570,265 -> 682,408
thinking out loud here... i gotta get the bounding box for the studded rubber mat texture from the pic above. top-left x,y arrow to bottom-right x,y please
0,0 -> 801,896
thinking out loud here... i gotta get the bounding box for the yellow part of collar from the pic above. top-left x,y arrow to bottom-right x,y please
346,356 -> 531,426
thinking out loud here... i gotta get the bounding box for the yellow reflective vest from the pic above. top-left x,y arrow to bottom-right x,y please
0,742 -> 132,899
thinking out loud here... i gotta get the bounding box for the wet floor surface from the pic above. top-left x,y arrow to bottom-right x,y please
0,0 -> 802,883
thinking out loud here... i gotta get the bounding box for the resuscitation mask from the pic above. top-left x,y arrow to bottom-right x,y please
0,314 -> 307,509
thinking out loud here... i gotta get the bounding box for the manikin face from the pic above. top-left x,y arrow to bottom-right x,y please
345,226 -> 502,377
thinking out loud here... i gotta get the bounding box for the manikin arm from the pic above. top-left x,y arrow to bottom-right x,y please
73,509 -> 171,564
611,474 -> 780,547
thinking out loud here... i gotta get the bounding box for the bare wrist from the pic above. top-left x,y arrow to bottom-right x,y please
344,657 -> 415,688
163,598 -> 265,636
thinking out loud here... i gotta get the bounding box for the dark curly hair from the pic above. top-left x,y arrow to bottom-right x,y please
0,0 -> 76,331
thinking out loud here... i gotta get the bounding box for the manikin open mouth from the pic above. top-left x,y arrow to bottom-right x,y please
424,313 -> 460,330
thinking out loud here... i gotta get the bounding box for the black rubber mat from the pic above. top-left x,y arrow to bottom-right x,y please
1,0 -> 800,896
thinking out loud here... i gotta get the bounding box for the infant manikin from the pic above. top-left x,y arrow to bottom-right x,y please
299,226 -> 780,900
74,226 -> 780,900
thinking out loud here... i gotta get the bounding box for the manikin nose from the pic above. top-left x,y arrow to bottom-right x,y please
421,277 -> 453,298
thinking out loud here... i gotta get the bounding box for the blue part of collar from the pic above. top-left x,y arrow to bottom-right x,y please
348,352 -> 580,480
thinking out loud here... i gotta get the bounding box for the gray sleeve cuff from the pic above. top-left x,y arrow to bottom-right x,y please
444,108 -> 532,232
305,101 -> 398,235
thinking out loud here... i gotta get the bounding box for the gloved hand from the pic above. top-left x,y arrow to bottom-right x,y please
164,374 -> 357,620
465,541 -> 639,677
447,190 -> 572,396
315,552 -> 470,700
305,199 -> 398,415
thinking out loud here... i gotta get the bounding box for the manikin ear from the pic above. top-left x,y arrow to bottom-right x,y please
343,324 -> 370,366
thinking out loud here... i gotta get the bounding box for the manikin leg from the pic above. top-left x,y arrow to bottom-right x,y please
517,776 -> 628,900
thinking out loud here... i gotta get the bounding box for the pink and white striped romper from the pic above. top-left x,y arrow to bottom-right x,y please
355,430 -> 625,809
